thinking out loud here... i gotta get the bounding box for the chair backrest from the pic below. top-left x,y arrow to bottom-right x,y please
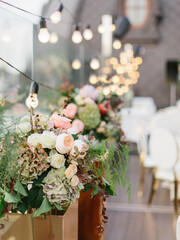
177,215 -> 180,240
149,128 -> 178,171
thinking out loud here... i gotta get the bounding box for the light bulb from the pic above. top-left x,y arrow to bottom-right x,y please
50,32 -> 59,44
83,24 -> 93,40
90,58 -> 100,70
98,24 -> 105,34
111,24 -> 116,31
50,4 -> 63,23
89,74 -> 98,84
72,59 -> 81,70
38,18 -> 50,43
103,87 -> 110,96
72,25 -> 82,44
26,93 -> 39,109
113,39 -> 122,49
26,82 -> 39,109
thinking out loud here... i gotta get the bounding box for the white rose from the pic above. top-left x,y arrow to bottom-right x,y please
67,126 -> 79,135
40,131 -> 57,149
70,140 -> 88,158
84,98 -> 95,104
16,122 -> 31,136
71,175 -> 79,187
56,133 -> 74,154
48,150 -> 65,168
65,164 -> 77,179
27,133 -> 41,148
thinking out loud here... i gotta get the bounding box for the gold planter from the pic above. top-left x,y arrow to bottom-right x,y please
0,202 -> 78,240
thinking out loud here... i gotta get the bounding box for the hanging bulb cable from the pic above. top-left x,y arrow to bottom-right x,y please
72,24 -> 82,44
38,18 -> 50,43
83,24 -> 93,40
50,3 -> 64,23
26,82 -> 39,109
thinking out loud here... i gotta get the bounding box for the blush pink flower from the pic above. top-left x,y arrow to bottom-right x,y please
51,113 -> 72,129
63,103 -> 78,119
79,85 -> 98,101
56,133 -> 74,154
72,119 -> 84,133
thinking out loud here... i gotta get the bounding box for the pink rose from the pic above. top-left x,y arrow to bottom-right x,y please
79,85 -> 98,101
63,103 -> 78,119
51,113 -> 72,129
72,119 -> 84,133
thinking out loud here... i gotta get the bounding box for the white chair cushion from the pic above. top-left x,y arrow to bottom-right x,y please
144,155 -> 156,168
155,169 -> 175,182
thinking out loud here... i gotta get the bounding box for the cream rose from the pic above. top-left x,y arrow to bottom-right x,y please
56,133 -> 74,154
70,140 -> 88,158
48,150 -> 65,168
40,131 -> 57,149
71,175 -> 79,187
27,133 -> 41,148
65,164 -> 77,179
67,126 -> 79,135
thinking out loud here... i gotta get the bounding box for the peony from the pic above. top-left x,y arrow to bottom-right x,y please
63,103 -> 77,119
65,164 -> 77,179
71,175 -> 79,187
40,131 -> 57,149
70,140 -> 88,158
27,133 -> 41,148
56,133 -> 74,154
48,150 -> 65,168
51,113 -> 72,129
72,119 -> 84,133
75,95 -> 85,105
79,85 -> 98,101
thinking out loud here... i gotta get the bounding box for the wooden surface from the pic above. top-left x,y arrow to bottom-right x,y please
78,190 -> 103,240
104,149 -> 176,240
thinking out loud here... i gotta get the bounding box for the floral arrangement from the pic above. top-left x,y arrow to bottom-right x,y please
50,84 -> 125,143
0,103 -> 130,233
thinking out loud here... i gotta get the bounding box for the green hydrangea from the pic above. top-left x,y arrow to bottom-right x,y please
79,104 -> 101,130
43,168 -> 83,209
18,143 -> 50,184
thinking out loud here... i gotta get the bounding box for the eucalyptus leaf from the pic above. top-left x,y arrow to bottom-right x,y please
98,90 -> 104,103
14,181 -> 28,196
33,198 -> 52,217
91,185 -> 100,197
28,186 -> 44,208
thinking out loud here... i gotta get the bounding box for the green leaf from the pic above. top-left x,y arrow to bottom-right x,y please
17,197 -> 29,214
34,169 -> 50,186
53,203 -> 65,211
104,184 -> 115,196
28,186 -> 44,208
0,198 -> 7,218
14,181 -> 28,196
33,198 -> 52,217
83,183 -> 93,192
101,177 -> 110,186
4,192 -> 21,204
72,134 -> 78,140
91,185 -> 100,197
98,91 -> 104,103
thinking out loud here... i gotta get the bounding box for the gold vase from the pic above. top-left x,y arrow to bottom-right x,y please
0,202 -> 78,240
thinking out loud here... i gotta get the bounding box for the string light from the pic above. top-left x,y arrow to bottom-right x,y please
26,82 -> 39,109
72,59 -> 81,70
72,25 -> 82,44
50,3 -> 64,24
97,21 -> 105,34
89,74 -> 98,84
83,24 -> 93,40
90,57 -> 100,70
38,18 -> 50,43
113,39 -> 122,50
111,23 -> 116,32
49,32 -> 59,44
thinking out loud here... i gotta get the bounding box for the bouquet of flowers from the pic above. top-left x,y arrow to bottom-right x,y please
0,102 -> 130,232
53,84 -> 125,143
